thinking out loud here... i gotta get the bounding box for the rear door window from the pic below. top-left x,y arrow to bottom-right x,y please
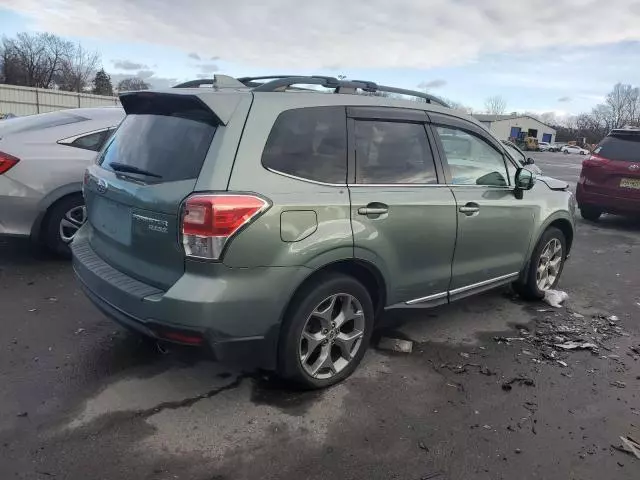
594,134 -> 640,162
100,114 -> 216,182
261,106 -> 347,184
354,120 -> 438,184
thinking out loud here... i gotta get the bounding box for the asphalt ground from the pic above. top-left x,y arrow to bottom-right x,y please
1,152 -> 639,479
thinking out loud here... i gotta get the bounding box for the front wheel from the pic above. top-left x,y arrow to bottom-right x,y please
278,273 -> 374,389
514,227 -> 567,300
563,150 -> 569,154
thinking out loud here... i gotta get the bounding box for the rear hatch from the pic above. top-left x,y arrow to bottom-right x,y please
83,92 -> 223,290
582,130 -> 640,199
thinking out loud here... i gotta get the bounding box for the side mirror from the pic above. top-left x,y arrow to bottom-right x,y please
515,168 -> 536,191
526,157 -> 535,165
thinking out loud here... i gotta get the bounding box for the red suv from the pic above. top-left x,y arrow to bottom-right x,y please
576,128 -> 640,221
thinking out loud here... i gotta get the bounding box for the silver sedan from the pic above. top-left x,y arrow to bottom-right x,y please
0,107 -> 124,256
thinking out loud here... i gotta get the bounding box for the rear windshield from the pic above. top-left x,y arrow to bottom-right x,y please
99,113 -> 216,182
0,111 -> 86,137
594,134 -> 640,162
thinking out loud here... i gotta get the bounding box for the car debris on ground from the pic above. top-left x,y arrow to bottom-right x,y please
543,290 -> 569,308
612,436 -> 640,460
378,337 -> 413,353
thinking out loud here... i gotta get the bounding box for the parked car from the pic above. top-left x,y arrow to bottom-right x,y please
501,140 -> 542,175
538,141 -> 552,152
576,127 -> 640,221
72,75 -> 575,389
562,145 -> 589,155
0,107 -> 125,255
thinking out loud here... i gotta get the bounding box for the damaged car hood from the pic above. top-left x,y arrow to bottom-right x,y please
537,176 -> 569,191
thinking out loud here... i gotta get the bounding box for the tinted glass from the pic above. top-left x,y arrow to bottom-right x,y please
436,126 -> 509,186
100,114 -> 216,182
261,106 -> 347,184
594,134 -> 640,162
0,111 -> 86,136
354,121 -> 437,184
71,131 -> 107,151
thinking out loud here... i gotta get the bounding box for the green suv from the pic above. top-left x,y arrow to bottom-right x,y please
72,75 -> 575,388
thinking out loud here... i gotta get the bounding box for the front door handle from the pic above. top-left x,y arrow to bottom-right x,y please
459,202 -> 480,215
358,203 -> 389,216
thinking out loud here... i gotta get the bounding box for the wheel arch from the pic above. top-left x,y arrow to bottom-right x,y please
30,183 -> 83,240
519,212 -> 575,283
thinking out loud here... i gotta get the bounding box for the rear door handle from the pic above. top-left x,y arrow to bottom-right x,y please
358,204 -> 389,216
459,202 -> 480,215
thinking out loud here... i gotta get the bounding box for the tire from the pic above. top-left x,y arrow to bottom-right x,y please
42,194 -> 86,257
563,150 -> 569,154
580,206 -> 602,222
514,227 -> 567,301
278,273 -> 374,389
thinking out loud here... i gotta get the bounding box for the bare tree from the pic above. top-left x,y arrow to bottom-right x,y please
56,44 -> 100,92
117,77 -> 150,92
1,32 -> 72,88
484,95 -> 507,115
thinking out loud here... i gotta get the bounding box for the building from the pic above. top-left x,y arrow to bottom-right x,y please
473,114 -> 556,144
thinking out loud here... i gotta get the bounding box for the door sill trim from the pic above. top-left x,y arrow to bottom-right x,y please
405,291 -> 448,305
449,272 -> 519,296
388,272 -> 520,309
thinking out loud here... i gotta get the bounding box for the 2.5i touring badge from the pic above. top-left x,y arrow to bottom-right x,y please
132,213 -> 169,234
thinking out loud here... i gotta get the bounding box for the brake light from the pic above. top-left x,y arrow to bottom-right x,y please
182,194 -> 269,260
0,151 -> 19,174
583,153 -> 609,167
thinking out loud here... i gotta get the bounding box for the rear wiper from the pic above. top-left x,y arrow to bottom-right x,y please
108,162 -> 162,178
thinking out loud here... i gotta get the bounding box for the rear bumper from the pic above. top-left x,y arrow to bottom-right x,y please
71,230 -> 311,370
576,184 -> 640,214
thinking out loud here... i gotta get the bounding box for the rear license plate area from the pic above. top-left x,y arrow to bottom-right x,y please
91,198 -> 132,245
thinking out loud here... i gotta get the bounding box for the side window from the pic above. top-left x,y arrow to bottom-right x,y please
70,130 -> 109,151
354,121 -> 437,184
261,106 -> 347,184
436,126 -> 509,186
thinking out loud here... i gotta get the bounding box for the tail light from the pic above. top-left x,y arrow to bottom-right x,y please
0,151 -> 19,174
583,153 -> 609,167
181,194 -> 269,260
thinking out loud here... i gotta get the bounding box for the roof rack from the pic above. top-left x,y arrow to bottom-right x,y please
174,74 -> 449,108
249,76 -> 448,107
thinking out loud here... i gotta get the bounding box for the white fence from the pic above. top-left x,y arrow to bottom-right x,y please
0,84 -> 120,116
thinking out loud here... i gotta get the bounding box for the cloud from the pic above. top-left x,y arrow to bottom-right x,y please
210,56 -> 220,61
557,96 -> 571,102
109,70 -> 179,89
197,63 -> 219,74
417,79 -> 447,89
112,59 -> 149,70
188,52 -> 201,60
3,0 -> 640,69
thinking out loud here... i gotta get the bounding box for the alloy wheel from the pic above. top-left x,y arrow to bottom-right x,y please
299,293 -> 365,380
536,238 -> 563,291
59,205 -> 87,243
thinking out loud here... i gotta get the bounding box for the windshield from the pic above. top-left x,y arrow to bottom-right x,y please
594,134 -> 640,162
99,113 -> 217,182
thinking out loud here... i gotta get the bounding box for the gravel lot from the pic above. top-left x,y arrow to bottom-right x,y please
1,152 -> 639,480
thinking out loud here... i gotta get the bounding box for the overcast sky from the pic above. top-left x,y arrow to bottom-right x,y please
1,0 -> 640,115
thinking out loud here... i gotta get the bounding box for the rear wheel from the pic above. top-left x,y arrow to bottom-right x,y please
42,194 -> 86,257
278,273 -> 374,389
580,206 -> 602,222
514,227 -> 567,300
